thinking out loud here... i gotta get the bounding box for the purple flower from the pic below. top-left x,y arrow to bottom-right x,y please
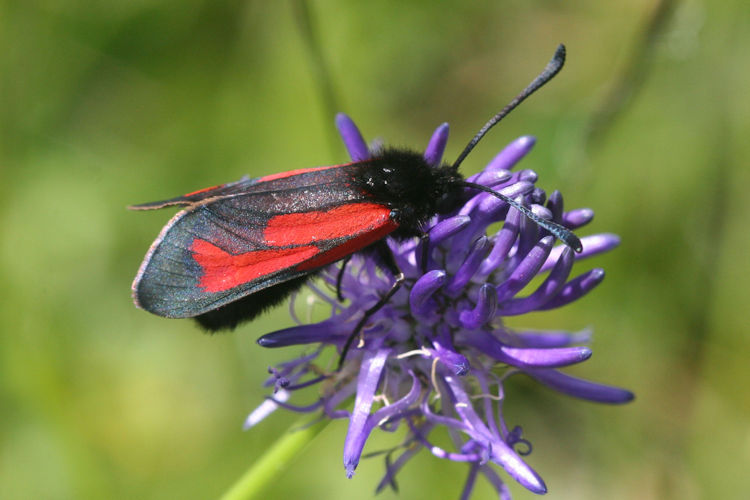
248,114 -> 633,498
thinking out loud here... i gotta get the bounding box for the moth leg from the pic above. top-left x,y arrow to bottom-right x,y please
337,272 -> 404,372
337,242 -> 403,371
335,255 -> 353,302
419,232 -> 430,274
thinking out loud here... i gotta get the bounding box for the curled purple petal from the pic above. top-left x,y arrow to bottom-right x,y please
459,283 -> 498,330
435,349 -> 471,376
499,346 -> 592,367
423,122 -> 450,166
564,208 -> 595,228
546,190 -> 564,222
343,348 -> 390,478
431,325 -> 471,375
531,187 -> 546,205
531,203 -> 552,221
499,246 -> 575,315
257,321 -> 349,347
518,169 -> 538,184
496,236 -> 554,302
429,215 -> 471,244
459,181 -> 534,220
477,206 -> 521,276
582,233 -> 621,254
461,334 -> 591,368
470,169 -> 513,188
372,371 -> 422,422
539,269 -> 605,310
335,113 -> 370,161
475,186 -> 531,222
410,270 -> 447,317
513,328 -> 592,348
446,236 -> 490,296
488,445 -> 547,494
541,233 -> 620,272
525,369 -> 635,404
485,135 -> 536,173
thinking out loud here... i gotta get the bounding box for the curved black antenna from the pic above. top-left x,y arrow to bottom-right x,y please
449,45 -> 580,253
452,44 -> 566,170
461,181 -> 582,252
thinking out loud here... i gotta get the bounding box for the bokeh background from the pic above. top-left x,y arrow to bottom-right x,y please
2,1 -> 748,499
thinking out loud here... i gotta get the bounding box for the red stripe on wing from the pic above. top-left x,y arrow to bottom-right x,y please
191,239 -> 319,293
296,218 -> 398,271
264,203 -> 392,246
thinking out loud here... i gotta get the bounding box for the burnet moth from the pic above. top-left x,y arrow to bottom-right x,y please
131,45 -> 580,360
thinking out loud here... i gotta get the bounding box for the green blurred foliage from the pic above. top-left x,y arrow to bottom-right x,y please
1,0 -> 749,499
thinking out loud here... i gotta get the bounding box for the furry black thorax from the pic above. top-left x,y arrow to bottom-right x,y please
352,148 -> 464,239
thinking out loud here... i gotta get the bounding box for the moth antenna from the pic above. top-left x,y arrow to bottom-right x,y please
452,44 -> 566,170
460,181 -> 582,252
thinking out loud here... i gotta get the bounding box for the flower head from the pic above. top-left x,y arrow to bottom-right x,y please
249,114 -> 633,498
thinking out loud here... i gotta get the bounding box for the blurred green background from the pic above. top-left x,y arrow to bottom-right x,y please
2,1 -> 749,499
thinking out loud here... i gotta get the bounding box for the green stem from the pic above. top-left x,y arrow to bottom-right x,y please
220,417 -> 330,500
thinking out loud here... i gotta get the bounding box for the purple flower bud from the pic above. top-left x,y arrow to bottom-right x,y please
541,233 -> 620,272
471,169 -> 514,188
410,270 -> 447,320
431,326 -> 471,376
525,369 -> 635,404
539,269 -> 606,310
459,283 -> 498,330
496,236 -> 554,302
546,190 -> 564,221
564,207 -> 595,228
343,348 -> 390,478
485,135 -> 536,173
429,215 -> 471,244
500,247 -> 575,315
446,236 -> 490,296
336,113 -> 370,161
423,122 -> 450,166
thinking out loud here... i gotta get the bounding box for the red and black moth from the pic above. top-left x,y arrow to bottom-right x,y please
132,45 -> 581,339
